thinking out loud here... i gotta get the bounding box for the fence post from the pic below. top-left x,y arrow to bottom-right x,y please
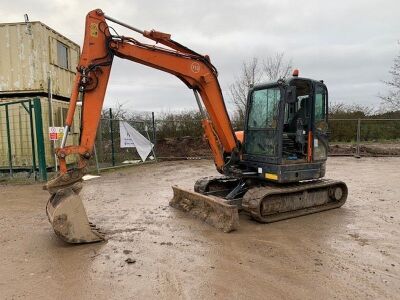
28,100 -> 37,180
93,145 -> 100,175
355,118 -> 361,158
96,119 -> 104,163
33,98 -> 47,181
152,112 -> 156,144
109,108 -> 115,166
47,76 -> 57,171
5,104 -> 13,177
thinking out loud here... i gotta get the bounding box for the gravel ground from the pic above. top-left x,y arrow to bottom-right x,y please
0,157 -> 399,299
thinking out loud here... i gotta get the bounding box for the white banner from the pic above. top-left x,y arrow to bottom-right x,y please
119,121 -> 154,161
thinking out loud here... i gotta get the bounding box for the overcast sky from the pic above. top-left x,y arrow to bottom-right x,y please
1,0 -> 399,112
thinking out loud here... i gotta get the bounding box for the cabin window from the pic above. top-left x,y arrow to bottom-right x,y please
245,86 -> 281,157
57,41 -> 69,69
248,87 -> 281,129
314,86 -> 326,122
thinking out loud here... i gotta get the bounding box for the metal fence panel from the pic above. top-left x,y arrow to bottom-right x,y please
0,98 -> 47,181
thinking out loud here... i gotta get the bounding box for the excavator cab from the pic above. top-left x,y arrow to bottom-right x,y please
186,73 -> 346,229
242,74 -> 329,183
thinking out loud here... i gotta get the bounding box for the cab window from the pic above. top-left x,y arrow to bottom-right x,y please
248,87 -> 280,129
314,85 -> 326,122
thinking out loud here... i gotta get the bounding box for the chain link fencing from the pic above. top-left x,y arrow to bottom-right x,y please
90,113 -> 400,171
2,105 -> 400,179
329,119 -> 400,156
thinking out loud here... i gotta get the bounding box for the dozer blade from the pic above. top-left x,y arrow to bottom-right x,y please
46,182 -> 105,243
170,186 -> 239,232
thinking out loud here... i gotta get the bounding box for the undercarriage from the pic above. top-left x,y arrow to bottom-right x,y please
170,176 -> 348,231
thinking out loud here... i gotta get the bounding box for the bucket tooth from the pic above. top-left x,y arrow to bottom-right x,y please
170,186 -> 239,232
46,183 -> 105,244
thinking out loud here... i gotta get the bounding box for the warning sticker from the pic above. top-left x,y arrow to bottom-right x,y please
314,138 -> 319,148
90,23 -> 98,38
49,127 -> 64,141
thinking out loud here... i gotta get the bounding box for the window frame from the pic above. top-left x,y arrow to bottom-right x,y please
56,40 -> 69,70
314,84 -> 327,123
247,86 -> 282,130
243,84 -> 284,161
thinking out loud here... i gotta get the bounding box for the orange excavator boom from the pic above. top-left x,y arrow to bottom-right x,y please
58,9 -> 238,177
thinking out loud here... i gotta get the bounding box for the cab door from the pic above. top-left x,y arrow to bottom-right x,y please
312,83 -> 329,161
243,85 -> 283,163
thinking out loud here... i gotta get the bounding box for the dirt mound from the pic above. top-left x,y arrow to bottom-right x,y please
155,136 -> 210,158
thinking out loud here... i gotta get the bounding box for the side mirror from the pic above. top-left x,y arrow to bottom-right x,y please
285,86 -> 296,103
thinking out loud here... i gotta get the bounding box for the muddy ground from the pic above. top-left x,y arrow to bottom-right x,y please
0,157 -> 399,299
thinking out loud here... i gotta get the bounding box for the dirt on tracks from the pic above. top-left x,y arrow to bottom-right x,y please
0,157 -> 399,299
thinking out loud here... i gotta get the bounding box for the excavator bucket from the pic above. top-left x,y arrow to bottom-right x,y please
46,182 -> 105,243
170,186 -> 239,232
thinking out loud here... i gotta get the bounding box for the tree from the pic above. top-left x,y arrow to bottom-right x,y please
229,57 -> 263,121
329,101 -> 375,118
380,43 -> 400,110
229,53 -> 292,123
263,52 -> 293,82
102,102 -> 128,120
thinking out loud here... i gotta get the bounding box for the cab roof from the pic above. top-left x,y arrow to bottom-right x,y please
252,76 -> 326,91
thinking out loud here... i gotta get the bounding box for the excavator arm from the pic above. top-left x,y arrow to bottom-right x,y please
44,9 -> 243,243
48,9 -> 238,193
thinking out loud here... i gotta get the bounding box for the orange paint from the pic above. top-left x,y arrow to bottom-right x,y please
234,131 -> 244,143
307,131 -> 313,162
56,9 -> 237,174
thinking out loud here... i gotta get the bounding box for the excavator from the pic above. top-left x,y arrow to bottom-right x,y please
45,9 -> 348,243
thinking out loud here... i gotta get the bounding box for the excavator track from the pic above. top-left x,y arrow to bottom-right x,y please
242,179 -> 348,223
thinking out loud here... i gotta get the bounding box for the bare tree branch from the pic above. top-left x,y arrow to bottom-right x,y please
229,53 -> 293,124
229,57 -> 263,121
380,42 -> 400,110
263,52 -> 292,81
